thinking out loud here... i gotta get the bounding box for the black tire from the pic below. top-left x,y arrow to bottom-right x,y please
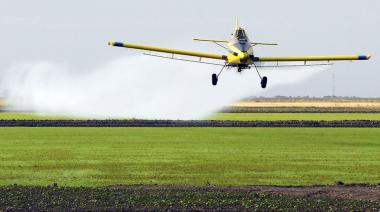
261,76 -> 268,88
212,74 -> 218,86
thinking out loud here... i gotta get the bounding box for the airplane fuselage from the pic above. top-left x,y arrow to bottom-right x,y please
226,27 -> 254,69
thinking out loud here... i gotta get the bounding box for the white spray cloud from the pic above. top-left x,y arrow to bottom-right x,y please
0,56 -> 327,119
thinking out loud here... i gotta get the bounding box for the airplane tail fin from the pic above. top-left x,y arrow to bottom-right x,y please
235,17 -> 240,29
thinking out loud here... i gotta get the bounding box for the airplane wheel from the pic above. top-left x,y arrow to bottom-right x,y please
261,76 -> 268,88
212,74 -> 218,86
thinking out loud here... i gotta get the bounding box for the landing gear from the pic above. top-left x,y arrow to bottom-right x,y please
212,74 -> 218,86
212,65 -> 226,86
261,76 -> 268,88
253,62 -> 268,89
211,64 -> 268,88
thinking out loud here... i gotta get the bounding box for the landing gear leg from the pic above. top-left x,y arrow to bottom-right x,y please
253,62 -> 268,89
212,65 -> 226,86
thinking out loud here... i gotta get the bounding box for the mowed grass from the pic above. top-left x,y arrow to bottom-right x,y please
2,112 -> 380,121
210,113 -> 380,121
0,127 -> 379,187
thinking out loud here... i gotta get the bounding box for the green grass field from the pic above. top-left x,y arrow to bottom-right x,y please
1,112 -> 380,121
0,127 -> 379,187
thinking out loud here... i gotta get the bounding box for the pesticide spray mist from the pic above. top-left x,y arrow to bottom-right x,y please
0,56 -> 327,119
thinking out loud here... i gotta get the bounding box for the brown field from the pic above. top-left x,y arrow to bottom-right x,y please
231,101 -> 380,109
226,98 -> 380,113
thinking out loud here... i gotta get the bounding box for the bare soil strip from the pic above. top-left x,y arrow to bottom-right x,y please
0,120 -> 379,127
108,184 -> 380,201
0,185 -> 379,211
225,99 -> 380,113
231,101 -> 380,108
223,107 -> 380,113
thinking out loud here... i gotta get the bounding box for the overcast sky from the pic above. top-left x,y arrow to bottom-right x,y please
1,0 -> 379,97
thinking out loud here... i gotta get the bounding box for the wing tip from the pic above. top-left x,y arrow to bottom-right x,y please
358,54 -> 372,60
108,41 -> 124,47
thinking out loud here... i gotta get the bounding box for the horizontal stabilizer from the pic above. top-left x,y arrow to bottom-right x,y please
193,39 -> 229,43
252,42 -> 278,46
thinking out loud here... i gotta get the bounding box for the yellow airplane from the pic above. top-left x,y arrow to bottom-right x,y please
108,19 -> 371,88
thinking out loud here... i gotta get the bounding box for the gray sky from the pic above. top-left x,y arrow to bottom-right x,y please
1,0 -> 379,97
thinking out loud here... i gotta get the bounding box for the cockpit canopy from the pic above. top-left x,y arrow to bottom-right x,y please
235,28 -> 248,43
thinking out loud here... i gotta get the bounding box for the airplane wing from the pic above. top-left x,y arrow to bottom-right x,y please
193,39 -> 278,46
254,55 -> 371,62
108,41 -> 227,61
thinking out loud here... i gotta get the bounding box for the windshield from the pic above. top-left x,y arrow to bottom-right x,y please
236,29 -> 246,39
235,29 -> 248,44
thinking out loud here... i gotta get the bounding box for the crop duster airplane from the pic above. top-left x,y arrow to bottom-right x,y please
108,20 -> 371,88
